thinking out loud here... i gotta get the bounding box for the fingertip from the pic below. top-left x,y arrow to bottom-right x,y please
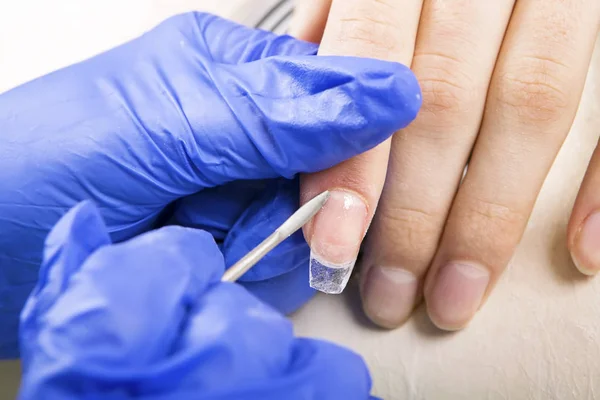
424,262 -> 489,331
113,226 -> 224,289
568,210 -> 600,276
570,251 -> 598,276
40,201 -> 111,290
360,265 -> 419,329
150,226 -> 224,275
21,201 -> 111,334
425,281 -> 472,331
323,56 -> 422,134
392,63 -> 422,125
44,201 -> 108,253
362,309 -> 406,330
360,59 -> 421,128
426,306 -> 471,332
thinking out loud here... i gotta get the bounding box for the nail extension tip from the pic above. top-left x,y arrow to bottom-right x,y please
308,252 -> 355,295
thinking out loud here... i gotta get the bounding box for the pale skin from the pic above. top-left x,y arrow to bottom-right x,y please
294,0 -> 600,330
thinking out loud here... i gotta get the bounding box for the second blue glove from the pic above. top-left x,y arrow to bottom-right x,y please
19,202 -> 375,400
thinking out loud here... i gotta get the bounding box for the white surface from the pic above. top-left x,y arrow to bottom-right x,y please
0,0 -> 246,94
0,1 -> 599,399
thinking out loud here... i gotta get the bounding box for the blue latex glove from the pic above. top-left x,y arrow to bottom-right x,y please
0,12 -> 421,358
19,201 -> 378,400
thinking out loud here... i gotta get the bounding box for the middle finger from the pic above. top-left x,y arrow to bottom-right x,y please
360,0 -> 516,327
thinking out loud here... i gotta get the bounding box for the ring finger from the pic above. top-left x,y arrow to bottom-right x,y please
360,0 -> 516,327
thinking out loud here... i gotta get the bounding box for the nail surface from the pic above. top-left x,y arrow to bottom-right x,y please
309,190 -> 368,294
572,211 -> 600,275
362,266 -> 418,328
427,262 -> 489,330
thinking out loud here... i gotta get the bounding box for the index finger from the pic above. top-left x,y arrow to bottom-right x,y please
300,0 -> 424,293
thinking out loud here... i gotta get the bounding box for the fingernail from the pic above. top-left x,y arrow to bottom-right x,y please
572,211 -> 600,276
309,190 -> 368,294
362,266 -> 418,328
427,262 -> 489,330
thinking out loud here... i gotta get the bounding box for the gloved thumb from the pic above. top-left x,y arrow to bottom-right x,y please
190,53 -> 422,185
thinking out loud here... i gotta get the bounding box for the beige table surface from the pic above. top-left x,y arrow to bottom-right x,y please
0,1 -> 599,399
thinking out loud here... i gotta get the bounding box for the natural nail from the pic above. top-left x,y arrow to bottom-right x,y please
572,211 -> 600,276
309,190 -> 368,294
362,266 -> 418,328
427,262 -> 489,330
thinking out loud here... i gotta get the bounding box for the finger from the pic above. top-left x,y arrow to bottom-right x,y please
360,0 -> 515,327
36,226 -> 223,368
19,201 -> 109,346
569,138 -> 600,275
301,0 -> 424,294
424,0 -> 600,329
289,0 -> 332,43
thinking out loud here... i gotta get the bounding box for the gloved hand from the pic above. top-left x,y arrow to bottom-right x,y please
19,201 -> 378,400
0,11 -> 421,357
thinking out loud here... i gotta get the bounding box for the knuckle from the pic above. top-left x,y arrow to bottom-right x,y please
460,197 -> 526,252
468,199 -> 522,226
374,204 -> 443,265
337,30 -> 396,57
414,52 -> 477,118
333,3 -> 404,57
494,57 -> 571,124
419,74 -> 474,118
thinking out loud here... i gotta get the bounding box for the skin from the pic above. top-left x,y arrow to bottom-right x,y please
293,0 -> 600,330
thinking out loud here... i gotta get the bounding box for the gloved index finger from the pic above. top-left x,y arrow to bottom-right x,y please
164,12 -> 317,65
204,54 -> 421,183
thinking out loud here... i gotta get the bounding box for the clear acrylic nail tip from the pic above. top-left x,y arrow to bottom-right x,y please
309,252 -> 356,294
